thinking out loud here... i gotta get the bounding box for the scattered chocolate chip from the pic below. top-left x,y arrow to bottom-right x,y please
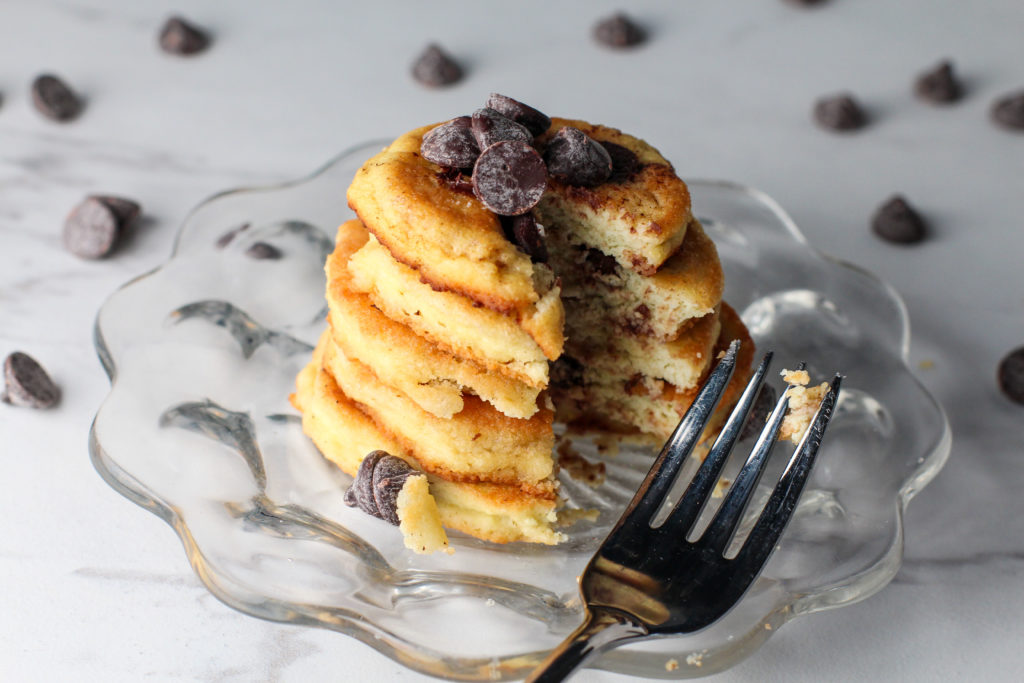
544,126 -> 612,187
914,61 -> 961,104
471,107 -> 532,150
3,352 -> 60,409
593,12 -> 646,48
485,93 -> 551,136
871,195 -> 926,244
740,384 -> 778,441
503,212 -> 548,263
31,74 -> 83,122
585,247 -> 619,276
600,141 -> 641,182
63,197 -> 120,259
216,222 -> 250,248
159,16 -> 210,55
436,167 -> 475,195
245,242 -> 282,260
813,93 -> 867,132
421,117 -> 480,169
411,44 -> 463,87
991,91 -> 1024,131
92,196 -> 141,227
371,455 -> 417,525
472,140 -> 547,216
997,346 -> 1024,404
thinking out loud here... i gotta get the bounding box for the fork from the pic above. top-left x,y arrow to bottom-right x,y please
527,340 -> 842,682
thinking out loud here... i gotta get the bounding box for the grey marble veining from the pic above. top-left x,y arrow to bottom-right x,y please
1,0 -> 1023,681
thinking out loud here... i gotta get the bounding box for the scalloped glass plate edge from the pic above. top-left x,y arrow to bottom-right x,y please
88,145 -> 952,681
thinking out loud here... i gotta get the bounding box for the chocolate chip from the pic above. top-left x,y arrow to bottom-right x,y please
159,16 -> 210,55
585,247 -> 619,276
551,355 -> 585,388
344,450 -> 388,518
485,93 -> 551,136
871,195 -> 926,244
544,127 -> 612,187
503,212 -> 548,263
93,196 -> 141,227
914,61 -> 961,104
813,93 -> 867,132
411,44 -> 463,87
437,167 -> 475,195
600,141 -> 641,182
245,242 -> 282,260
31,74 -> 83,122
63,197 -> 120,259
371,455 -> 417,526
422,117 -> 480,169
472,140 -> 547,216
593,12 -> 646,48
997,347 -> 1024,404
3,352 -> 60,409
216,223 -> 250,248
471,108 -> 532,150
991,91 -> 1024,131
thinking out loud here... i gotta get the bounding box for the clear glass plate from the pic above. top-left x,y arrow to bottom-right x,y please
90,141 -> 951,680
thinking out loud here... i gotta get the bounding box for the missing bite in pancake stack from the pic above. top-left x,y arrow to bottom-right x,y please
291,94 -> 753,549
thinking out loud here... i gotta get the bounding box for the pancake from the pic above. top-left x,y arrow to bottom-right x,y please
346,230 -> 562,387
535,118 -> 692,276
326,220 -> 542,419
347,125 -> 542,315
291,356 -> 562,545
320,331 -> 556,491
547,218 -> 723,341
552,303 -> 754,442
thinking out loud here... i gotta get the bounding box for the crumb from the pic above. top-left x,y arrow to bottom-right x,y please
593,433 -> 621,456
712,477 -> 732,499
779,369 -> 829,444
396,475 -> 453,554
557,440 -> 606,486
780,368 -> 810,386
765,623 -> 772,630
918,359 -> 935,370
685,651 -> 705,667
665,658 -> 679,671
556,507 -> 600,527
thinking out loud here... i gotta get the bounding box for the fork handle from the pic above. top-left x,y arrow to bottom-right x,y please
526,608 -> 647,682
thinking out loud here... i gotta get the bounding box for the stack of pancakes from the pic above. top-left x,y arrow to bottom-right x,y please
293,116 -> 752,546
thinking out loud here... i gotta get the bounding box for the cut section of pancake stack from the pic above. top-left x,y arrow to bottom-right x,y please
292,95 -> 753,547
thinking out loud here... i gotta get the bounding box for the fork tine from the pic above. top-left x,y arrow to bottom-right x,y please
615,340 -> 739,528
697,366 -> 798,554
656,351 -> 774,538
732,374 -> 842,577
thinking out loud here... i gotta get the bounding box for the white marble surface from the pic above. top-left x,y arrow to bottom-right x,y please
1,1 -> 1023,681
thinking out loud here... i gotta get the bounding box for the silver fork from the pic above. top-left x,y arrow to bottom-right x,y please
528,340 -> 842,682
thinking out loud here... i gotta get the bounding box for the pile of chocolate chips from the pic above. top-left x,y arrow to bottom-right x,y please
420,93 -> 640,263
344,450 -> 418,525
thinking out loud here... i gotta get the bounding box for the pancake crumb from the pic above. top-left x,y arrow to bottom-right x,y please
557,440 -> 606,486
779,368 -> 829,444
665,658 -> 679,671
556,507 -> 600,527
396,475 -> 453,554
